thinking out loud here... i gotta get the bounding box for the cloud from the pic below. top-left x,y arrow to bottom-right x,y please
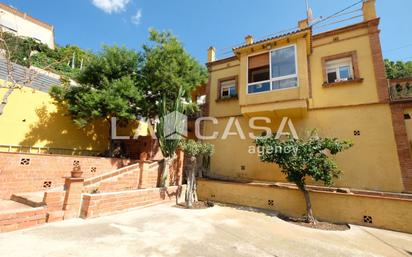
131,9 -> 142,25
92,0 -> 131,14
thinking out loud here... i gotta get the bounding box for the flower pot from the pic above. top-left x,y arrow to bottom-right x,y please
71,166 -> 83,178
140,152 -> 148,161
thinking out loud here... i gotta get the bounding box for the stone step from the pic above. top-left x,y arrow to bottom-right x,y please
10,192 -> 45,208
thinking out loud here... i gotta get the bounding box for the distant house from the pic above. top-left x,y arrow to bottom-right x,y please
0,3 -> 55,49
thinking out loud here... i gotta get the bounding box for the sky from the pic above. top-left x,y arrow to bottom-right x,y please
4,0 -> 412,64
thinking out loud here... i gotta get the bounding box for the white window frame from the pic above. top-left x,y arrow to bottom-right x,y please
247,44 -> 299,95
220,80 -> 237,99
325,57 -> 354,83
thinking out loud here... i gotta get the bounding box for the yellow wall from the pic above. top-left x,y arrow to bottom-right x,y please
0,86 -> 110,151
208,59 -> 241,118
310,28 -> 379,108
204,104 -> 404,192
197,180 -> 412,234
204,21 -> 405,193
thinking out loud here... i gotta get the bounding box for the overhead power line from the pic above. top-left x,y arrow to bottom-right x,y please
214,0 -> 365,59
313,15 -> 363,30
312,0 -> 363,27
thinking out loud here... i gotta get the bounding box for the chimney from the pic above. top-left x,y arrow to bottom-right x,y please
207,47 -> 216,63
298,19 -> 309,30
362,0 -> 377,21
245,35 -> 254,45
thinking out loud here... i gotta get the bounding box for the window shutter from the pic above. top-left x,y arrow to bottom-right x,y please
248,53 -> 269,69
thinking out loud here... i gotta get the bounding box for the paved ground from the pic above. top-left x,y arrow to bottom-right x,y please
0,203 -> 411,257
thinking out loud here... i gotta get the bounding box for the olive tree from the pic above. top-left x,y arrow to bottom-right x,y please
180,139 -> 214,208
255,130 -> 352,223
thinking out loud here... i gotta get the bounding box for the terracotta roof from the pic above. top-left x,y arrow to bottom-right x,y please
206,55 -> 237,67
232,28 -> 308,51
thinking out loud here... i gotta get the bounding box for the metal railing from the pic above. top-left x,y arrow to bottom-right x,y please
0,144 -> 102,157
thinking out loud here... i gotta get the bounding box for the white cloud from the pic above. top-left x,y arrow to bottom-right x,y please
131,9 -> 142,25
92,0 -> 131,14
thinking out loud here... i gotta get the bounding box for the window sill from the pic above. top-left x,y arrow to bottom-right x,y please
216,96 -> 238,102
323,78 -> 363,87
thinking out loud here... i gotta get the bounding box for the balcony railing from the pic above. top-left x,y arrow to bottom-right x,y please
389,79 -> 412,102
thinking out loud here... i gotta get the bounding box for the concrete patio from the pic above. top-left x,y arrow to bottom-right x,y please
0,203 -> 411,257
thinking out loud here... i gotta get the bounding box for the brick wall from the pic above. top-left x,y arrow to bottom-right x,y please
390,103 -> 412,192
0,152 -> 134,199
0,207 -> 46,232
80,185 -> 185,219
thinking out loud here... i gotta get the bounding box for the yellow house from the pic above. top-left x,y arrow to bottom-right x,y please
202,0 -> 412,194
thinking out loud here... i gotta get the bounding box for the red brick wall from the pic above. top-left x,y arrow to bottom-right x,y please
390,103 -> 412,192
0,207 -> 46,232
80,185 -> 184,218
0,152 -> 134,199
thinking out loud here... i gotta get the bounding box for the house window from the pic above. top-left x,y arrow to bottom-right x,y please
321,51 -> 361,86
325,57 -> 354,83
220,79 -> 237,99
247,45 -> 298,94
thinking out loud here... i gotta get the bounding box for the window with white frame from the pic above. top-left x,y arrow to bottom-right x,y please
247,45 -> 298,94
220,79 -> 237,99
325,57 -> 354,83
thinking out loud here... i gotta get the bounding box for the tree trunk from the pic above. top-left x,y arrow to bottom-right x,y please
160,156 -> 172,187
107,119 -> 114,157
175,185 -> 182,206
185,156 -> 197,208
300,185 -> 316,224
0,87 -> 14,115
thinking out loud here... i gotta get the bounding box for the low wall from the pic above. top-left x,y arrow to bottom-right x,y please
197,179 -> 412,234
0,207 -> 46,232
80,185 -> 185,219
0,152 -> 133,199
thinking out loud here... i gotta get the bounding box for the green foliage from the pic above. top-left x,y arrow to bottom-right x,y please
0,32 -> 95,79
385,59 -> 412,79
255,130 -> 353,189
140,29 -> 208,117
180,139 -> 215,157
155,86 -> 185,159
50,46 -> 143,127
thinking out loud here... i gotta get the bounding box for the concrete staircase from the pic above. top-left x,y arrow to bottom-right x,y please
83,162 -> 160,193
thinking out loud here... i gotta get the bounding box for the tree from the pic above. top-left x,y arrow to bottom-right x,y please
0,31 -> 94,80
180,139 -> 214,208
50,45 -> 144,154
140,29 -> 208,117
255,130 -> 353,223
385,59 -> 412,79
0,30 -> 68,115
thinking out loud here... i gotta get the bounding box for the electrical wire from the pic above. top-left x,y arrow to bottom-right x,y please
312,15 -> 363,30
214,0 -> 364,59
312,0 -> 363,27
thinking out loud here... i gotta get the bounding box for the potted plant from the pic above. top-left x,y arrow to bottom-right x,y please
139,152 -> 149,161
71,166 -> 83,178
